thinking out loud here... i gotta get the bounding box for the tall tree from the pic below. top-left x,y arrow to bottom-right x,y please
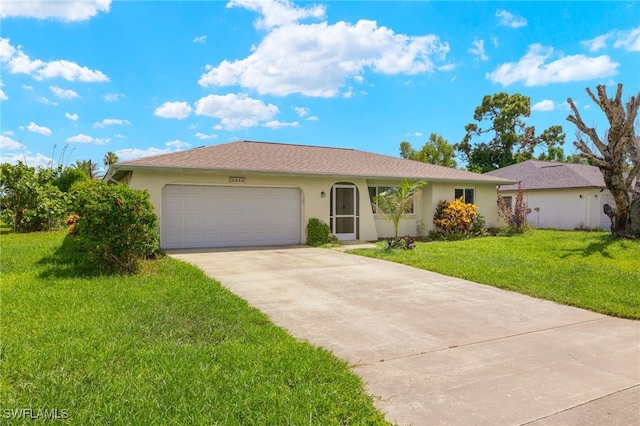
566,83 -> 640,238
456,92 -> 565,173
75,159 -> 100,179
373,180 -> 426,241
103,151 -> 119,167
399,133 -> 457,168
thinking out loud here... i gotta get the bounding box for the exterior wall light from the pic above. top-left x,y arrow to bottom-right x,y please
321,191 -> 326,198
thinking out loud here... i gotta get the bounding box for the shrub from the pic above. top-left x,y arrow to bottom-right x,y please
497,181 -> 529,232
72,181 -> 159,273
433,197 -> 479,237
381,236 -> 416,250
306,218 -> 339,246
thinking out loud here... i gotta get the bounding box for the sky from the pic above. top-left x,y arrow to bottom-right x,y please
1,0 -> 639,173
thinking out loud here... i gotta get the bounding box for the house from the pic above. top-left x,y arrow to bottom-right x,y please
105,140 -> 514,249
485,160 -> 613,230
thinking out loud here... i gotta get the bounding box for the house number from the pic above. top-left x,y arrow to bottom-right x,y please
229,177 -> 246,183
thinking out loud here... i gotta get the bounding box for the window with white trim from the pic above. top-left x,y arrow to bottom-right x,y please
454,188 -> 475,204
368,186 -> 416,215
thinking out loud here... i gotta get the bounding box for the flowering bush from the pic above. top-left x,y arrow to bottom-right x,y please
433,198 -> 479,236
497,181 -> 529,232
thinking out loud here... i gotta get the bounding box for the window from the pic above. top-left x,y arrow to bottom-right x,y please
454,188 -> 475,204
368,186 -> 415,214
502,196 -> 513,209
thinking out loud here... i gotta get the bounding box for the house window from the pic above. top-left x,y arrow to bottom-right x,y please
368,186 -> 415,214
455,188 -> 475,204
503,196 -> 513,209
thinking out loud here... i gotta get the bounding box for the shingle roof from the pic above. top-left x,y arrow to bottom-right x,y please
110,140 -> 514,184
485,160 -> 606,191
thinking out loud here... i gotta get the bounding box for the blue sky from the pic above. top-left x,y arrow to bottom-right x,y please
1,0 -> 639,172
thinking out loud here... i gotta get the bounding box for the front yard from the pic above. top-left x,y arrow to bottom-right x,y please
351,230 -> 640,319
0,231 -> 388,424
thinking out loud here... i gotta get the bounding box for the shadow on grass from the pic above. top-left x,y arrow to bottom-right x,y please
559,233 -> 618,259
37,234 -> 114,279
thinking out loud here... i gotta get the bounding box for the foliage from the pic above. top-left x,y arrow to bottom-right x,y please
456,92 -> 565,173
0,162 -> 69,232
1,231 -> 389,425
432,197 -> 480,237
400,133 -> 457,168
497,181 -> 529,232
75,159 -> 101,179
373,179 -> 426,240
380,235 -> 416,250
103,151 -> 119,166
351,229 -> 640,319
72,181 -> 159,273
416,219 -> 426,238
53,166 -> 89,192
306,218 -> 339,247
566,83 -> 640,238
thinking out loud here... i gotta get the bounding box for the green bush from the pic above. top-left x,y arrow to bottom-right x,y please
306,218 -> 338,247
0,162 -> 70,232
72,181 -> 159,273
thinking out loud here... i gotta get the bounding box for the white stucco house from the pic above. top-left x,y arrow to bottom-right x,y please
105,140 -> 514,249
485,160 -> 613,230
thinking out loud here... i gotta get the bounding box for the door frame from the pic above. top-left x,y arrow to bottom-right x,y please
331,183 -> 358,241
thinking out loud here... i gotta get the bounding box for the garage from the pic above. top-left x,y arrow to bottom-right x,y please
162,185 -> 301,249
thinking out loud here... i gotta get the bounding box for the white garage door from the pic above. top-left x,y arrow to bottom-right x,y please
162,185 -> 301,249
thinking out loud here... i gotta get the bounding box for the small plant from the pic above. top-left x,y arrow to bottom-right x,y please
381,236 -> 416,250
433,197 -> 479,238
306,218 -> 339,247
497,181 -> 529,233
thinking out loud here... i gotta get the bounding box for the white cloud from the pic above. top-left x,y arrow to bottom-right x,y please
1,134 -> 22,150
154,101 -> 193,119
496,10 -> 527,28
65,112 -> 79,121
93,118 -> 131,128
490,37 -> 499,48
104,92 -> 125,102
0,0 -> 111,22
26,121 -> 52,136
195,132 -> 217,139
294,106 -> 309,117
195,93 -> 279,130
0,37 -> 109,82
0,89 -> 7,101
582,33 -> 611,52
49,85 -> 80,99
264,120 -> 300,129
199,3 -> 449,97
532,100 -> 556,111
582,27 -> 640,52
66,133 -> 110,145
115,147 -> 172,162
227,0 -> 326,30
469,39 -> 488,61
487,44 -> 619,86
38,96 -> 57,105
165,140 -> 191,149
22,84 -> 33,90
193,35 -> 207,44
307,115 -> 319,121
0,151 -> 52,168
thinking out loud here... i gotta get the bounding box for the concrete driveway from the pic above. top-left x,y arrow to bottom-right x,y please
170,246 -> 640,426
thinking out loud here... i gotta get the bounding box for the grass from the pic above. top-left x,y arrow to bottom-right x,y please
350,230 -> 640,319
1,231 -> 389,425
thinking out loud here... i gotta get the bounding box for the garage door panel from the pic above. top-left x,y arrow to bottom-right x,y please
162,185 -> 301,249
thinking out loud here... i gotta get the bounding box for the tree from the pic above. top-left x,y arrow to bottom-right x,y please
373,180 -> 426,241
566,83 -> 640,238
103,151 -> 119,167
456,92 -> 565,173
75,159 -> 100,179
400,134 -> 457,168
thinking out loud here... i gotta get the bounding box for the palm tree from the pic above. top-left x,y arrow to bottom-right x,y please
103,151 -> 119,167
373,179 -> 426,241
74,159 -> 100,179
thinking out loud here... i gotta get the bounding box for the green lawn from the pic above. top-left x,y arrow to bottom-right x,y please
1,231 -> 389,425
351,230 -> 640,319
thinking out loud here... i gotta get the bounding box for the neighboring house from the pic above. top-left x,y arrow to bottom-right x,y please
105,140 -> 514,249
486,160 -> 613,230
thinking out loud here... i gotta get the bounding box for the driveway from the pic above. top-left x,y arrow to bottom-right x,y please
170,246 -> 640,426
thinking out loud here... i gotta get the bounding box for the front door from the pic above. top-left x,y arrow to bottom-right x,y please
331,184 -> 358,240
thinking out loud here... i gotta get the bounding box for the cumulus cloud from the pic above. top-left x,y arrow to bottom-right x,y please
195,93 -> 279,130
469,39 -> 488,61
496,10 -> 527,28
195,132 -> 217,139
0,151 -> 52,168
582,27 -> 640,52
65,112 -> 79,121
104,92 -> 125,102
486,44 -> 619,86
49,85 -> 80,99
93,118 -> 131,128
264,120 -> 300,129
67,133 -> 110,145
532,100 -> 556,111
0,37 -> 109,82
154,101 -> 193,119
0,0 -> 111,22
294,107 -> 309,117
193,35 -> 207,43
1,134 -> 22,150
115,140 -> 191,161
199,1 -> 450,97
0,89 -> 7,101
26,121 -> 52,136
165,140 -> 191,149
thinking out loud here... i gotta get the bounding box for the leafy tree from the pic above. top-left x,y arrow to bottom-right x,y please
373,180 -> 426,241
0,162 -> 69,232
399,134 -> 457,168
566,83 -> 640,238
75,159 -> 100,179
54,167 -> 89,192
103,151 -> 119,167
457,92 -> 565,173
